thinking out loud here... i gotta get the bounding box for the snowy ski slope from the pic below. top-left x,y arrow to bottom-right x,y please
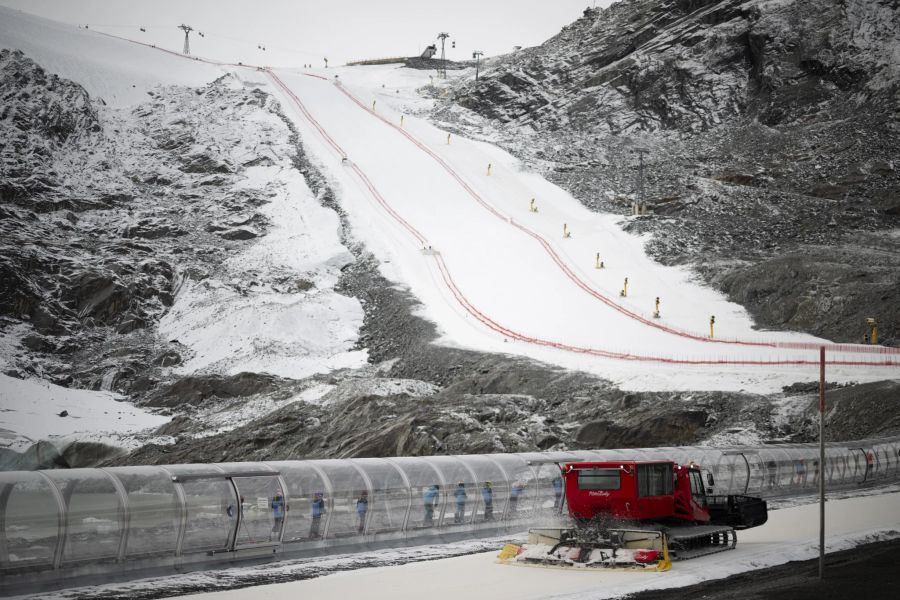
264,66 -> 899,391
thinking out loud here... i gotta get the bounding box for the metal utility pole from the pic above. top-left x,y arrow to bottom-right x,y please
472,50 -> 483,81
178,24 -> 193,55
437,32 -> 450,78
819,346 -> 826,579
634,148 -> 648,215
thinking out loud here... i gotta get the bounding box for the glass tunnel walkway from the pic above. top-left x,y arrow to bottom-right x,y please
2,436 -> 899,593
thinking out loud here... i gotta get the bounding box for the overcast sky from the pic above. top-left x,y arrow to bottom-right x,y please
0,1 -> 617,67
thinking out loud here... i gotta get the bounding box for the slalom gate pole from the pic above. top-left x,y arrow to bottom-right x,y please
819,345 -> 826,579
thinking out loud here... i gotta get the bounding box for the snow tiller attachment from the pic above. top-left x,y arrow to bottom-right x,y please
498,527 -> 672,571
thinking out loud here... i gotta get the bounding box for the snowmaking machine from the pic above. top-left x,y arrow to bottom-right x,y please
498,460 -> 768,570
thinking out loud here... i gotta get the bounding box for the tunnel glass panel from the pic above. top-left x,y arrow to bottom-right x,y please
568,450 -> 604,461
639,448 -> 673,461
217,462 -> 272,473
111,467 -> 179,558
602,450 -> 628,461
708,454 -> 726,493
715,454 -> 738,494
427,456 -> 477,526
734,454 -> 751,495
516,453 -> 567,514
529,463 -> 565,513
265,461 -> 328,542
743,453 -> 765,494
806,453 -> 823,487
457,456 -> 507,523
590,450 -> 621,462
875,446 -> 891,479
860,448 -> 875,483
0,473 -> 58,569
846,449 -> 859,483
838,448 -> 852,482
667,449 -> 692,466
232,476 -> 284,547
820,450 -> 834,483
388,458 -> 443,531
311,460 -> 368,538
757,450 -> 782,491
893,442 -> 900,476
180,478 -> 237,553
770,449 -> 793,488
491,455 -> 535,519
842,449 -> 857,482
166,465 -> 226,477
351,459 -> 408,534
43,470 -> 122,565
894,442 -> 900,476
841,449 -> 854,483
893,444 -> 900,476
788,451 -> 812,490
692,450 -> 715,470
825,448 -> 844,483
542,465 -> 565,513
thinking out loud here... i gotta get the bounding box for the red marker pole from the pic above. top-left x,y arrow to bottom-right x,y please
819,346 -> 826,579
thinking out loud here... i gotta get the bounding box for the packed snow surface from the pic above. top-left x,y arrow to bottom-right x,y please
161,491 -> 900,600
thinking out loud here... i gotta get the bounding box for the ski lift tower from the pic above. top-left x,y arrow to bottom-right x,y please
437,32 -> 450,78
178,24 -> 193,55
472,50 -> 484,81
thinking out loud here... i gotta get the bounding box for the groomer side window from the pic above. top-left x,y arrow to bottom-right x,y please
577,468 -> 621,491
637,463 -> 673,497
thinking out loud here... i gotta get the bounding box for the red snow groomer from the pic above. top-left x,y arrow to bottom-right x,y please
499,460 -> 768,570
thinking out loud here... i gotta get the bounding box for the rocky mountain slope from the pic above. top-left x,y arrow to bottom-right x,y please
1,48 -> 366,466
0,45 -> 368,389
3,4 -> 899,471
431,0 -> 900,344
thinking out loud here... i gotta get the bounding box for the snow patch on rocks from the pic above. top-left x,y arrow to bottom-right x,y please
0,374 -> 169,451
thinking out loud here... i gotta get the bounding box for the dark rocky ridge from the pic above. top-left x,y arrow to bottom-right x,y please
432,0 -> 900,344
114,370 -> 900,465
